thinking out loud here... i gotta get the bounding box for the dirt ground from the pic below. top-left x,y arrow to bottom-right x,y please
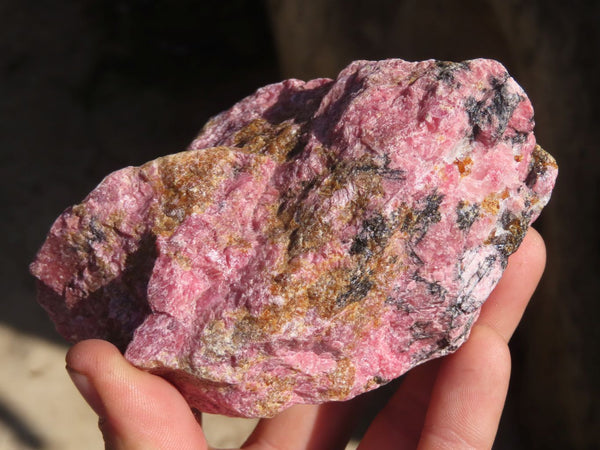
0,325 -> 102,450
0,323 -> 254,449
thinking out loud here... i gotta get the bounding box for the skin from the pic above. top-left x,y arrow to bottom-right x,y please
66,228 -> 546,450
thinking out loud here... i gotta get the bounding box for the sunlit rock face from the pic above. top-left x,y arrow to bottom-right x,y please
31,58 -> 557,417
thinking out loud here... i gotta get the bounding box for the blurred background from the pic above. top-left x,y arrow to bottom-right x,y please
1,1 -> 598,448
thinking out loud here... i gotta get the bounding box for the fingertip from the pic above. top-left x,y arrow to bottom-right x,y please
66,339 -> 121,376
466,324 -> 512,383
66,340 -> 123,418
513,227 -> 546,282
477,228 -> 547,342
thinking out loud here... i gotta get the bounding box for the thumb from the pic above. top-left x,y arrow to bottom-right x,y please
66,339 -> 207,450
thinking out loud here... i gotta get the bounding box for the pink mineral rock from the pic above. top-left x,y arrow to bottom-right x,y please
31,59 -> 557,418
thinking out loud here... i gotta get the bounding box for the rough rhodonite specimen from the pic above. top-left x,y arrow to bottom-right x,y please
31,59 -> 557,417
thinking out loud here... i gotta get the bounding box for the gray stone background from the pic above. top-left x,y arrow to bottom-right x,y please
1,1 -> 598,448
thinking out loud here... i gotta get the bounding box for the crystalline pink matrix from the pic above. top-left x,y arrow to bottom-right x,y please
31,59 -> 557,418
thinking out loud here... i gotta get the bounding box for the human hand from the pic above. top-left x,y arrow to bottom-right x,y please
65,229 -> 546,449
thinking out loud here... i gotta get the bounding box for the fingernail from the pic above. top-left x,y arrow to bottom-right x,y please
66,366 -> 104,416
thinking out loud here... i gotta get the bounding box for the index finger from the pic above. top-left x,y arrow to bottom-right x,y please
476,227 -> 546,342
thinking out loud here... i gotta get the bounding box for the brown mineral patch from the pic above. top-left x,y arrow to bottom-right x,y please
233,118 -> 301,162
146,147 -> 270,235
484,212 -> 528,257
506,217 -> 524,238
254,374 -> 296,417
232,314 -> 270,345
308,265 -> 357,317
454,155 -> 473,176
536,145 -> 557,169
326,357 -> 356,398
231,278 -> 311,346
200,319 -> 238,362
499,214 -> 527,256
525,144 -> 558,188
147,148 -> 239,233
287,218 -> 333,258
481,193 -> 500,215
407,70 -> 424,85
233,118 -> 271,148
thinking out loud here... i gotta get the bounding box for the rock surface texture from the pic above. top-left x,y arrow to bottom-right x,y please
31,59 -> 557,417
